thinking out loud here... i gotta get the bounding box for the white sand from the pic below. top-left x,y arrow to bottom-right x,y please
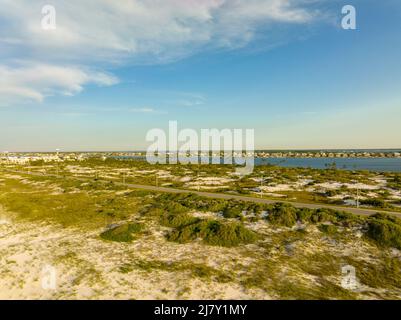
0,206 -> 267,300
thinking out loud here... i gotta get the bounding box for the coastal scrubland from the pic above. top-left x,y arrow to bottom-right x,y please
1,164 -> 401,299
10,158 -> 401,212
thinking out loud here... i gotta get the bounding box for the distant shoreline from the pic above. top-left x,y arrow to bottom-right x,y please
2,148 -> 401,154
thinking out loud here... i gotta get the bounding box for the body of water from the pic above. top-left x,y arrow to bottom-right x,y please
114,156 -> 401,172
255,157 -> 401,172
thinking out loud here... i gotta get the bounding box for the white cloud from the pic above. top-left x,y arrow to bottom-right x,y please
0,0 -> 318,64
0,63 -> 119,105
177,100 -> 204,107
0,0 -> 321,104
130,107 -> 166,114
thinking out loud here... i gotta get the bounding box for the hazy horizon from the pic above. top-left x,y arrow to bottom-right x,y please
3,147 -> 401,154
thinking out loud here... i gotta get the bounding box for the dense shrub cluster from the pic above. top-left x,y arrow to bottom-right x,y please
154,193 -> 267,216
100,223 -> 144,242
151,193 -> 362,229
366,213 -> 401,249
147,192 -> 401,249
147,194 -> 257,247
160,212 -> 200,228
264,203 -> 359,227
360,198 -> 388,208
265,203 -> 298,227
167,219 -> 258,247
387,174 -> 401,190
318,224 -> 338,235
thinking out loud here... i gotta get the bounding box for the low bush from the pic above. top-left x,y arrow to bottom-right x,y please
296,208 -> 314,222
167,219 -> 258,247
160,201 -> 189,213
200,220 -> 258,246
366,214 -> 401,249
318,224 -> 338,235
160,212 -> 200,228
361,198 -> 388,208
222,206 -> 243,219
265,203 -> 298,227
100,223 -> 144,242
308,209 -> 336,224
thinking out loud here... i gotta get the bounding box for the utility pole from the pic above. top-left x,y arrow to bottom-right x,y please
197,167 -> 200,192
56,149 -> 60,178
260,175 -> 264,198
356,187 -> 360,208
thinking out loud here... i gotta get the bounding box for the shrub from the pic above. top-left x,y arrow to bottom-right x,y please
100,223 -> 144,242
360,199 -> 388,208
318,224 -> 338,235
167,219 -> 258,247
366,215 -> 401,249
266,203 -> 298,227
222,206 -> 242,219
200,220 -> 258,247
370,213 -> 401,226
167,221 -> 204,243
160,212 -> 200,228
160,201 -> 189,213
332,210 -> 355,222
296,208 -> 314,222
308,209 -> 336,223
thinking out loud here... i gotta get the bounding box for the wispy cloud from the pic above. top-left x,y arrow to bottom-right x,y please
161,91 -> 207,107
129,107 -> 166,114
175,93 -> 206,107
60,112 -> 91,117
0,0 -> 317,64
0,0 -> 322,104
0,62 -> 119,105
176,100 -> 204,107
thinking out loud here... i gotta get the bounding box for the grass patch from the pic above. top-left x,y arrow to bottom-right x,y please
100,222 -> 144,242
0,176 -> 142,230
119,259 -> 234,283
366,213 -> 401,249
318,224 -> 338,235
167,219 -> 258,247
345,255 -> 401,294
160,212 -> 200,228
265,203 -> 297,227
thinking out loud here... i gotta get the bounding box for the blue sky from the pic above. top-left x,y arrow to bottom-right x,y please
1,0 -> 401,151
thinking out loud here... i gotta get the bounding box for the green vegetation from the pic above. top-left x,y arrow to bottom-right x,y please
360,198 -> 389,208
160,212 -> 200,228
263,203 -> 360,227
265,203 -> 297,227
167,219 -> 258,247
0,175 -> 141,229
241,252 -> 358,299
143,193 -> 259,246
222,206 -> 243,219
8,157 -> 401,213
366,213 -> 401,249
318,224 -> 338,235
2,164 -> 401,299
119,259 -> 234,283
387,174 -> 401,190
345,255 -> 401,292
100,222 -> 144,242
